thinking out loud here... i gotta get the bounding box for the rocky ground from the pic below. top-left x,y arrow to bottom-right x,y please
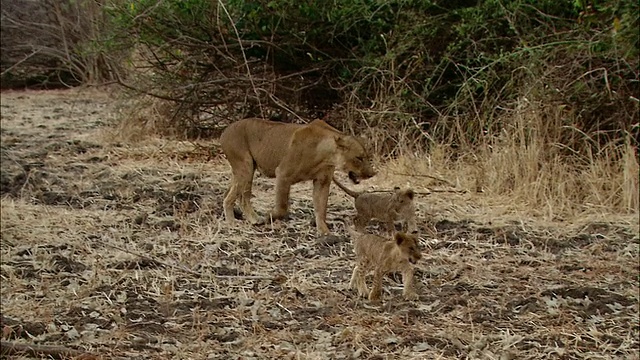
0,89 -> 638,359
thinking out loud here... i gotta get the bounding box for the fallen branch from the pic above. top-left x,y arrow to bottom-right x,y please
0,49 -> 42,76
0,341 -> 102,360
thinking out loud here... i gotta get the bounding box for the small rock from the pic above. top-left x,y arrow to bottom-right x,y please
384,336 -> 399,345
413,342 -> 430,352
65,327 -> 80,340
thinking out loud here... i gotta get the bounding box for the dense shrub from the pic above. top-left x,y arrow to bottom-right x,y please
3,0 -> 637,152
1,0 -> 127,87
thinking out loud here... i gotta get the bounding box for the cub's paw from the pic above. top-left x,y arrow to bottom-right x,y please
403,292 -> 419,301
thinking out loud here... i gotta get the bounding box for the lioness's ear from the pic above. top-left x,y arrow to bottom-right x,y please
335,135 -> 348,149
395,233 -> 405,245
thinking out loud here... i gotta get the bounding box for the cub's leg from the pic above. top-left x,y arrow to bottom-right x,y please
312,175 -> 332,235
385,219 -> 396,234
368,269 -> 384,302
402,268 -> 418,300
350,264 -> 369,297
407,216 -> 418,233
354,213 -> 367,231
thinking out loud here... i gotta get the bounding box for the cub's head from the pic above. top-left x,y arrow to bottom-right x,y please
392,187 -> 415,210
394,232 -> 422,265
336,136 -> 376,184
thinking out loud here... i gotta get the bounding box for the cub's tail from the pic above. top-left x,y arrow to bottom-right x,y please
332,176 -> 360,198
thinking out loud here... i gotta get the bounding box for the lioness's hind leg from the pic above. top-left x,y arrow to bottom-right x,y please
230,160 -> 260,224
238,176 -> 262,224
270,176 -> 291,221
223,182 -> 239,223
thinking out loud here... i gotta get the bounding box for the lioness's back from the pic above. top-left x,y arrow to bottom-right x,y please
220,118 -> 302,177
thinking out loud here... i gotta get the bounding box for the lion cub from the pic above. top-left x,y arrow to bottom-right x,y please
333,177 -> 417,232
349,228 -> 422,302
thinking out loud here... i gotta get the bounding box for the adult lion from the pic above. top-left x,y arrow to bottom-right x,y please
219,118 -> 376,235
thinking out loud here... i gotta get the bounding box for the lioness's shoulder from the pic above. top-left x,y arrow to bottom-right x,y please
308,119 -> 341,133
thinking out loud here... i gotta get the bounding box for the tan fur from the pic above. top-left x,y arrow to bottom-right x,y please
219,118 -> 376,235
333,177 -> 417,233
349,228 -> 422,302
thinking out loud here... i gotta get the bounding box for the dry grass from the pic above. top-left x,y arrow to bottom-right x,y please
371,98 -> 639,226
1,88 -> 638,359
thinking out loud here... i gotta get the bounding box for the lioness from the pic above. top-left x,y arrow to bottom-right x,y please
219,118 -> 376,235
333,177 -> 417,233
349,228 -> 422,302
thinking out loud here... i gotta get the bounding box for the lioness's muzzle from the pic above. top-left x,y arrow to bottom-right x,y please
348,169 -> 376,184
348,171 -> 360,184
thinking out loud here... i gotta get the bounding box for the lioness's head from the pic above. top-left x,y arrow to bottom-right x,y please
395,232 -> 422,265
335,136 -> 376,184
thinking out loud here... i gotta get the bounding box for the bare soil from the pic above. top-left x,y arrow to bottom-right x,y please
1,89 -> 638,359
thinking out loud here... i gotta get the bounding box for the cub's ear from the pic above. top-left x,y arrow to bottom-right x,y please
405,189 -> 415,200
395,233 -> 405,245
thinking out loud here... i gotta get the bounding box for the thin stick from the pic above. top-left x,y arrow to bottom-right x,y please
0,49 -> 41,76
217,0 -> 264,118
392,172 -> 455,187
425,188 -> 468,194
366,188 -> 466,194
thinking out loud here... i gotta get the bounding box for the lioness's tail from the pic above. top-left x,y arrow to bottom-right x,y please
332,176 -> 360,198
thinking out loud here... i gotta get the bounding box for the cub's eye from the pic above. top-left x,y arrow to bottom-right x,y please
355,156 -> 364,162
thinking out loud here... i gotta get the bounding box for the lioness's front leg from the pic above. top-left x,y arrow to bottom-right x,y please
312,175 -> 332,235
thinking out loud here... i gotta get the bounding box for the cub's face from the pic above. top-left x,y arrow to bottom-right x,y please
395,232 -> 422,264
392,189 -> 415,211
336,136 -> 376,184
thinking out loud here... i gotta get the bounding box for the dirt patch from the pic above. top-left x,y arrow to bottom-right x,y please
0,89 -> 638,359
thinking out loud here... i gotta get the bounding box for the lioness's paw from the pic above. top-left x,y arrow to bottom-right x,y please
368,291 -> 382,303
250,216 -> 266,225
232,207 -> 244,220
